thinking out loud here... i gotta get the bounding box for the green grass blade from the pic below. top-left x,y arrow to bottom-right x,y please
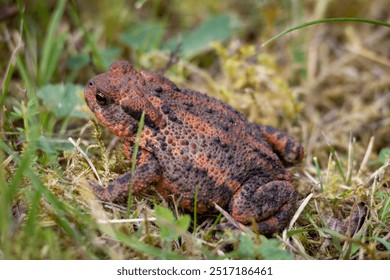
0,140 -> 96,259
23,189 -> 42,237
13,6 -> 39,108
0,51 -> 20,109
26,169 -> 97,259
374,237 -> 390,252
39,0 -> 66,85
193,185 -> 198,233
127,111 -> 145,217
379,196 -> 390,221
332,152 -> 346,183
262,18 -> 390,47
43,33 -> 67,84
313,157 -> 323,191
0,145 -> 11,258
15,58 -> 34,98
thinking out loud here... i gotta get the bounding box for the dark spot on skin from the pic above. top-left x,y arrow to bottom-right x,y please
121,105 -> 158,129
115,172 -> 132,186
145,140 -> 153,149
183,102 -> 194,111
284,139 -> 295,157
277,131 -> 287,140
167,111 -> 182,124
130,124 -> 138,135
161,103 -> 170,114
137,164 -> 150,173
295,146 -> 303,161
135,149 -> 143,161
156,134 -> 166,142
227,115 -> 234,123
121,105 -> 142,120
168,112 -> 177,122
155,86 -> 163,93
160,142 -> 167,151
221,123 -> 229,131
265,125 -> 277,135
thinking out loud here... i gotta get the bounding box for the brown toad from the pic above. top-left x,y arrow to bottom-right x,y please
84,60 -> 304,236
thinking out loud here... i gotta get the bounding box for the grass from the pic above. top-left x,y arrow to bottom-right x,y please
0,0 -> 389,260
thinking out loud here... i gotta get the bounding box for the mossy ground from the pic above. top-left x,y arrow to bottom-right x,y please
0,0 -> 389,259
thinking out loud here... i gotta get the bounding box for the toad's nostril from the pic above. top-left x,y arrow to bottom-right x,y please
89,81 -> 93,86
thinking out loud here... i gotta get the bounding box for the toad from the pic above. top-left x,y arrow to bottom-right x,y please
84,60 -> 304,236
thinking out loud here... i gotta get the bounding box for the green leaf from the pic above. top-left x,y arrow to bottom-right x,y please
379,148 -> 390,162
374,148 -> 390,165
66,54 -> 91,70
154,205 -> 175,223
101,47 -> 122,69
369,148 -> 390,166
37,135 -> 74,155
154,205 -> 190,241
176,215 -> 191,233
256,236 -> 293,260
237,234 -> 255,258
121,21 -> 165,52
163,14 -> 240,58
154,205 -> 176,241
37,83 -> 88,119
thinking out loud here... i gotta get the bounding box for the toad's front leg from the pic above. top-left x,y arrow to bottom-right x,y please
90,150 -> 162,204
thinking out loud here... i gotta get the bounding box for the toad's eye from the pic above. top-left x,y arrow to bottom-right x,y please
96,91 -> 108,106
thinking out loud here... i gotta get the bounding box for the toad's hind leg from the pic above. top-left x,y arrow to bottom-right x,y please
229,179 -> 298,236
90,152 -> 162,204
256,124 -> 304,167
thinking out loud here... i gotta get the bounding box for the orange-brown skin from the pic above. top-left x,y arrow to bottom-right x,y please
84,60 -> 304,236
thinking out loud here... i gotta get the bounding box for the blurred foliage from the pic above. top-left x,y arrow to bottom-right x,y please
37,83 -> 86,119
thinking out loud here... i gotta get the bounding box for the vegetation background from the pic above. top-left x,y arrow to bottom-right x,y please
0,0 -> 389,259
